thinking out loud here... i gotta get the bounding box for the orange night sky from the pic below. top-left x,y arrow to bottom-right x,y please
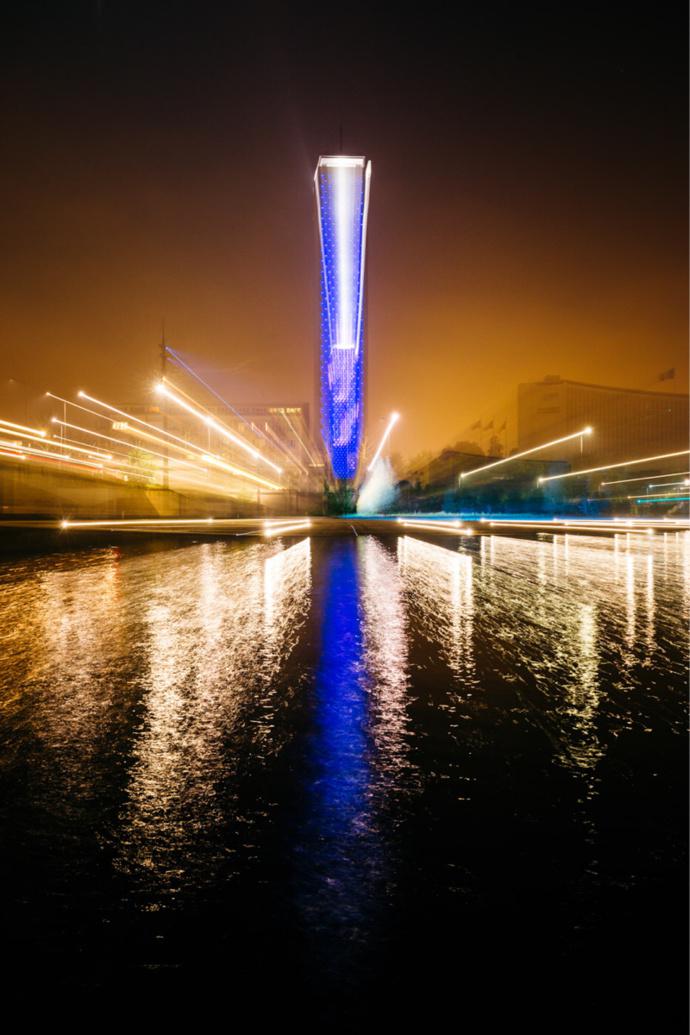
0,5 -> 687,458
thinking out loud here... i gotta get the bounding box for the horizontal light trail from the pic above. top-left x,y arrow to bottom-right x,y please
635,496 -> 690,504
263,520 -> 311,538
460,427 -> 592,481
612,516 -> 689,525
156,380 -> 284,476
481,516 -> 688,530
368,412 -> 400,472
629,491 -> 688,500
600,471 -> 689,487
398,518 -> 474,535
79,391 -> 282,492
538,449 -> 690,484
60,518 -> 216,529
483,520 -> 656,535
0,417 -> 46,438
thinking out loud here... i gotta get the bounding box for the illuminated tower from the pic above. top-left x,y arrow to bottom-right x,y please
315,155 -> 371,481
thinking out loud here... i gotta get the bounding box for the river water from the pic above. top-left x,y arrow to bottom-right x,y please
0,532 -> 687,1021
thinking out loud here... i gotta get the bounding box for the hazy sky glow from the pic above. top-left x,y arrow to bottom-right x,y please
0,4 -> 687,456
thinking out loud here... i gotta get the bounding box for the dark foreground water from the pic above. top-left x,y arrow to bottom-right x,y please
0,532 -> 687,1023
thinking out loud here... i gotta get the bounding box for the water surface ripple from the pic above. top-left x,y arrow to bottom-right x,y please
0,532 -> 686,1020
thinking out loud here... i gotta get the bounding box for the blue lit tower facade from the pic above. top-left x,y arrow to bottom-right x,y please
315,156 -> 371,482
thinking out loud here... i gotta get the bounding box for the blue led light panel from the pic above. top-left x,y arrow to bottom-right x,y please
315,155 -> 371,481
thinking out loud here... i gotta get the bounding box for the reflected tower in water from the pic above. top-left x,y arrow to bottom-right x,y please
294,537 -> 411,979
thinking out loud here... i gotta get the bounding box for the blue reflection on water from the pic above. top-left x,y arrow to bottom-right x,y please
294,539 -> 382,967
314,540 -> 368,822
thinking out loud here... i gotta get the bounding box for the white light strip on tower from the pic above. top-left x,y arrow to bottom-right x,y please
335,161 -> 354,349
355,160 -> 372,355
538,449 -> 690,484
368,412 -> 400,471
459,428 -> 592,481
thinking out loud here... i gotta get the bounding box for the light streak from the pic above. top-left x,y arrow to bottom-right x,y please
280,409 -> 319,467
42,434 -> 113,460
79,391 -> 283,492
51,419 -> 206,472
0,417 -> 46,438
201,454 -> 282,492
600,471 -> 689,487
460,428 -> 592,481
484,520 -> 655,535
368,412 -> 400,472
0,426 -> 110,468
538,449 -> 690,484
164,345 -> 276,450
398,518 -> 474,535
262,520 -> 311,538
0,426 -> 58,449
629,490 -> 688,499
5,442 -> 104,470
635,496 -> 690,504
58,436 -> 113,460
60,518 -> 216,529
110,420 -> 204,459
155,380 -> 284,476
46,391 -> 130,428
482,516 -> 683,530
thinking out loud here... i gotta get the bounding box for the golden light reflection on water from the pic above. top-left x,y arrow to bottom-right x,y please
114,539 -> 311,893
398,535 -> 476,686
359,536 -> 411,774
0,529 -> 687,938
468,531 -> 690,772
0,548 -> 130,807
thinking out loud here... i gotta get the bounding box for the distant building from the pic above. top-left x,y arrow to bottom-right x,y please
518,376 -> 689,464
